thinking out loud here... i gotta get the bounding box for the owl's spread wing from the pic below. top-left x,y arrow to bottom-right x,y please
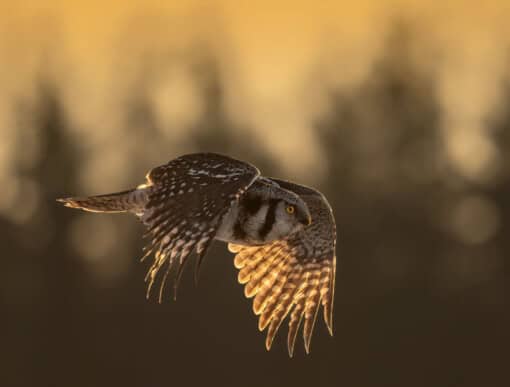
229,183 -> 336,356
142,153 -> 259,301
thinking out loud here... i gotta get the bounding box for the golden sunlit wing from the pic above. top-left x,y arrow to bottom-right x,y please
229,182 -> 336,356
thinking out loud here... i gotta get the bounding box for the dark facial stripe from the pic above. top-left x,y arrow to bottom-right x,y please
243,194 -> 263,215
233,217 -> 246,240
259,199 -> 279,240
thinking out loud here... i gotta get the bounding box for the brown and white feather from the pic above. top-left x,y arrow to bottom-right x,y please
140,153 -> 260,300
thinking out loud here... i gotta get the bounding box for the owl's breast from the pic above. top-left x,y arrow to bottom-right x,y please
215,196 -> 269,245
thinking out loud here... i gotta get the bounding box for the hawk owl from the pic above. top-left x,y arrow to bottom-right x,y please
58,153 -> 337,357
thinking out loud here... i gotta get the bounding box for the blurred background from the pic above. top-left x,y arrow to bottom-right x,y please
1,1 -> 508,386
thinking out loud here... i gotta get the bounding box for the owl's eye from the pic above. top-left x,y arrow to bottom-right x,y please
286,205 -> 295,214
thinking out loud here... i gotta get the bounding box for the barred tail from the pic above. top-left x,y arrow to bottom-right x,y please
57,188 -> 147,214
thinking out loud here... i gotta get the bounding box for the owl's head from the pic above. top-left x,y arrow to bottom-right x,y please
280,197 -> 311,227
265,192 -> 311,242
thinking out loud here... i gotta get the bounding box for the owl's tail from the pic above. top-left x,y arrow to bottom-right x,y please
57,188 -> 148,214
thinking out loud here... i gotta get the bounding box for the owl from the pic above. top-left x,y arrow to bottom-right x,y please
58,153 -> 336,356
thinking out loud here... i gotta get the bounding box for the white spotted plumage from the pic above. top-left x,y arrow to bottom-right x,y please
57,153 -> 336,356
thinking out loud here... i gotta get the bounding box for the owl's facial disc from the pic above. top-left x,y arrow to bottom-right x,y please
285,199 -> 311,227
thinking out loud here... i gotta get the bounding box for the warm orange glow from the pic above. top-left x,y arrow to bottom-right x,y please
0,1 -> 507,286
1,2 -> 509,189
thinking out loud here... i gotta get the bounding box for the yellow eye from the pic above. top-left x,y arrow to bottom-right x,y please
286,205 -> 295,214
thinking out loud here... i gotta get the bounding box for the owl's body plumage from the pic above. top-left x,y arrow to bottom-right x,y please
58,153 -> 336,356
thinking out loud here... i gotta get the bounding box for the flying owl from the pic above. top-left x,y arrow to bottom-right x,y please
58,153 -> 336,356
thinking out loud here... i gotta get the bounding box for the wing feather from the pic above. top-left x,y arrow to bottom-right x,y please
141,153 -> 259,300
244,245 -> 286,299
252,255 -> 288,315
258,260 -> 301,331
265,269 -> 308,351
302,264 -> 322,354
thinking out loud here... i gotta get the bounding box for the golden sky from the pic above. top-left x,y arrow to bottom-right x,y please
1,1 -> 510,224
0,1 -> 507,287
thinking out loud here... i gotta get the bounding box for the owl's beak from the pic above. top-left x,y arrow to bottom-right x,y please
298,212 -> 312,226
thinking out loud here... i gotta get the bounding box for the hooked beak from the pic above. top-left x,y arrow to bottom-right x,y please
298,211 -> 312,226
